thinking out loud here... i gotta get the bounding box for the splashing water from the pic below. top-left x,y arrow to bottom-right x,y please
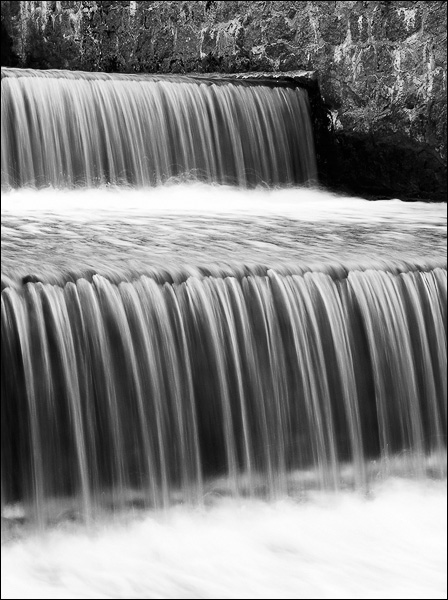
2,481 -> 447,599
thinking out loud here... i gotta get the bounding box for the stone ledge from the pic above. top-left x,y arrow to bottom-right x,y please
1,67 -> 318,90
190,70 -> 318,89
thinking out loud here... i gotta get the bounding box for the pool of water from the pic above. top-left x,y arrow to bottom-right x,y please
2,184 -> 446,283
2,479 -> 446,599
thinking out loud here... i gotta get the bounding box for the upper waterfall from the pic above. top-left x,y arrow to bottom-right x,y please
1,68 -> 317,189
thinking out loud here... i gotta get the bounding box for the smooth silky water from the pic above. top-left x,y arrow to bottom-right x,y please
1,68 -> 446,599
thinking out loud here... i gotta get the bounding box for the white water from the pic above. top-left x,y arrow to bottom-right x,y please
2,480 -> 446,599
3,183 -> 446,220
2,184 -> 446,282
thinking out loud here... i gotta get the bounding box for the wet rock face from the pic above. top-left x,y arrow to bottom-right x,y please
1,0 -> 446,200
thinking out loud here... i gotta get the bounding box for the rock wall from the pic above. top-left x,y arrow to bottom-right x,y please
1,1 -> 447,200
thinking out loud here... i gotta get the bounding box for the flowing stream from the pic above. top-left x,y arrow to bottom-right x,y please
1,67 -> 446,599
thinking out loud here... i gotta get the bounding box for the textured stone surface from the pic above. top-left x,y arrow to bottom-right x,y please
1,0 -> 446,200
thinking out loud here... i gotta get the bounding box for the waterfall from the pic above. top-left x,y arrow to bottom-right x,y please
1,67 -> 446,525
1,68 -> 317,189
2,264 -> 446,516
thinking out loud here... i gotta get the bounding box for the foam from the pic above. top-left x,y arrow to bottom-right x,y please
2,479 -> 446,599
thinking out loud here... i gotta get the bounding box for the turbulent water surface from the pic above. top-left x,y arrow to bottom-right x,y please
2,184 -> 446,281
2,480 -> 447,599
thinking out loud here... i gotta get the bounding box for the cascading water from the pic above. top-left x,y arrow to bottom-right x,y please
2,265 -> 447,516
1,68 -> 446,528
1,68 -> 316,189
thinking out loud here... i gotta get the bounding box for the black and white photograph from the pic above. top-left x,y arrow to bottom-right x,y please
1,1 -> 447,598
